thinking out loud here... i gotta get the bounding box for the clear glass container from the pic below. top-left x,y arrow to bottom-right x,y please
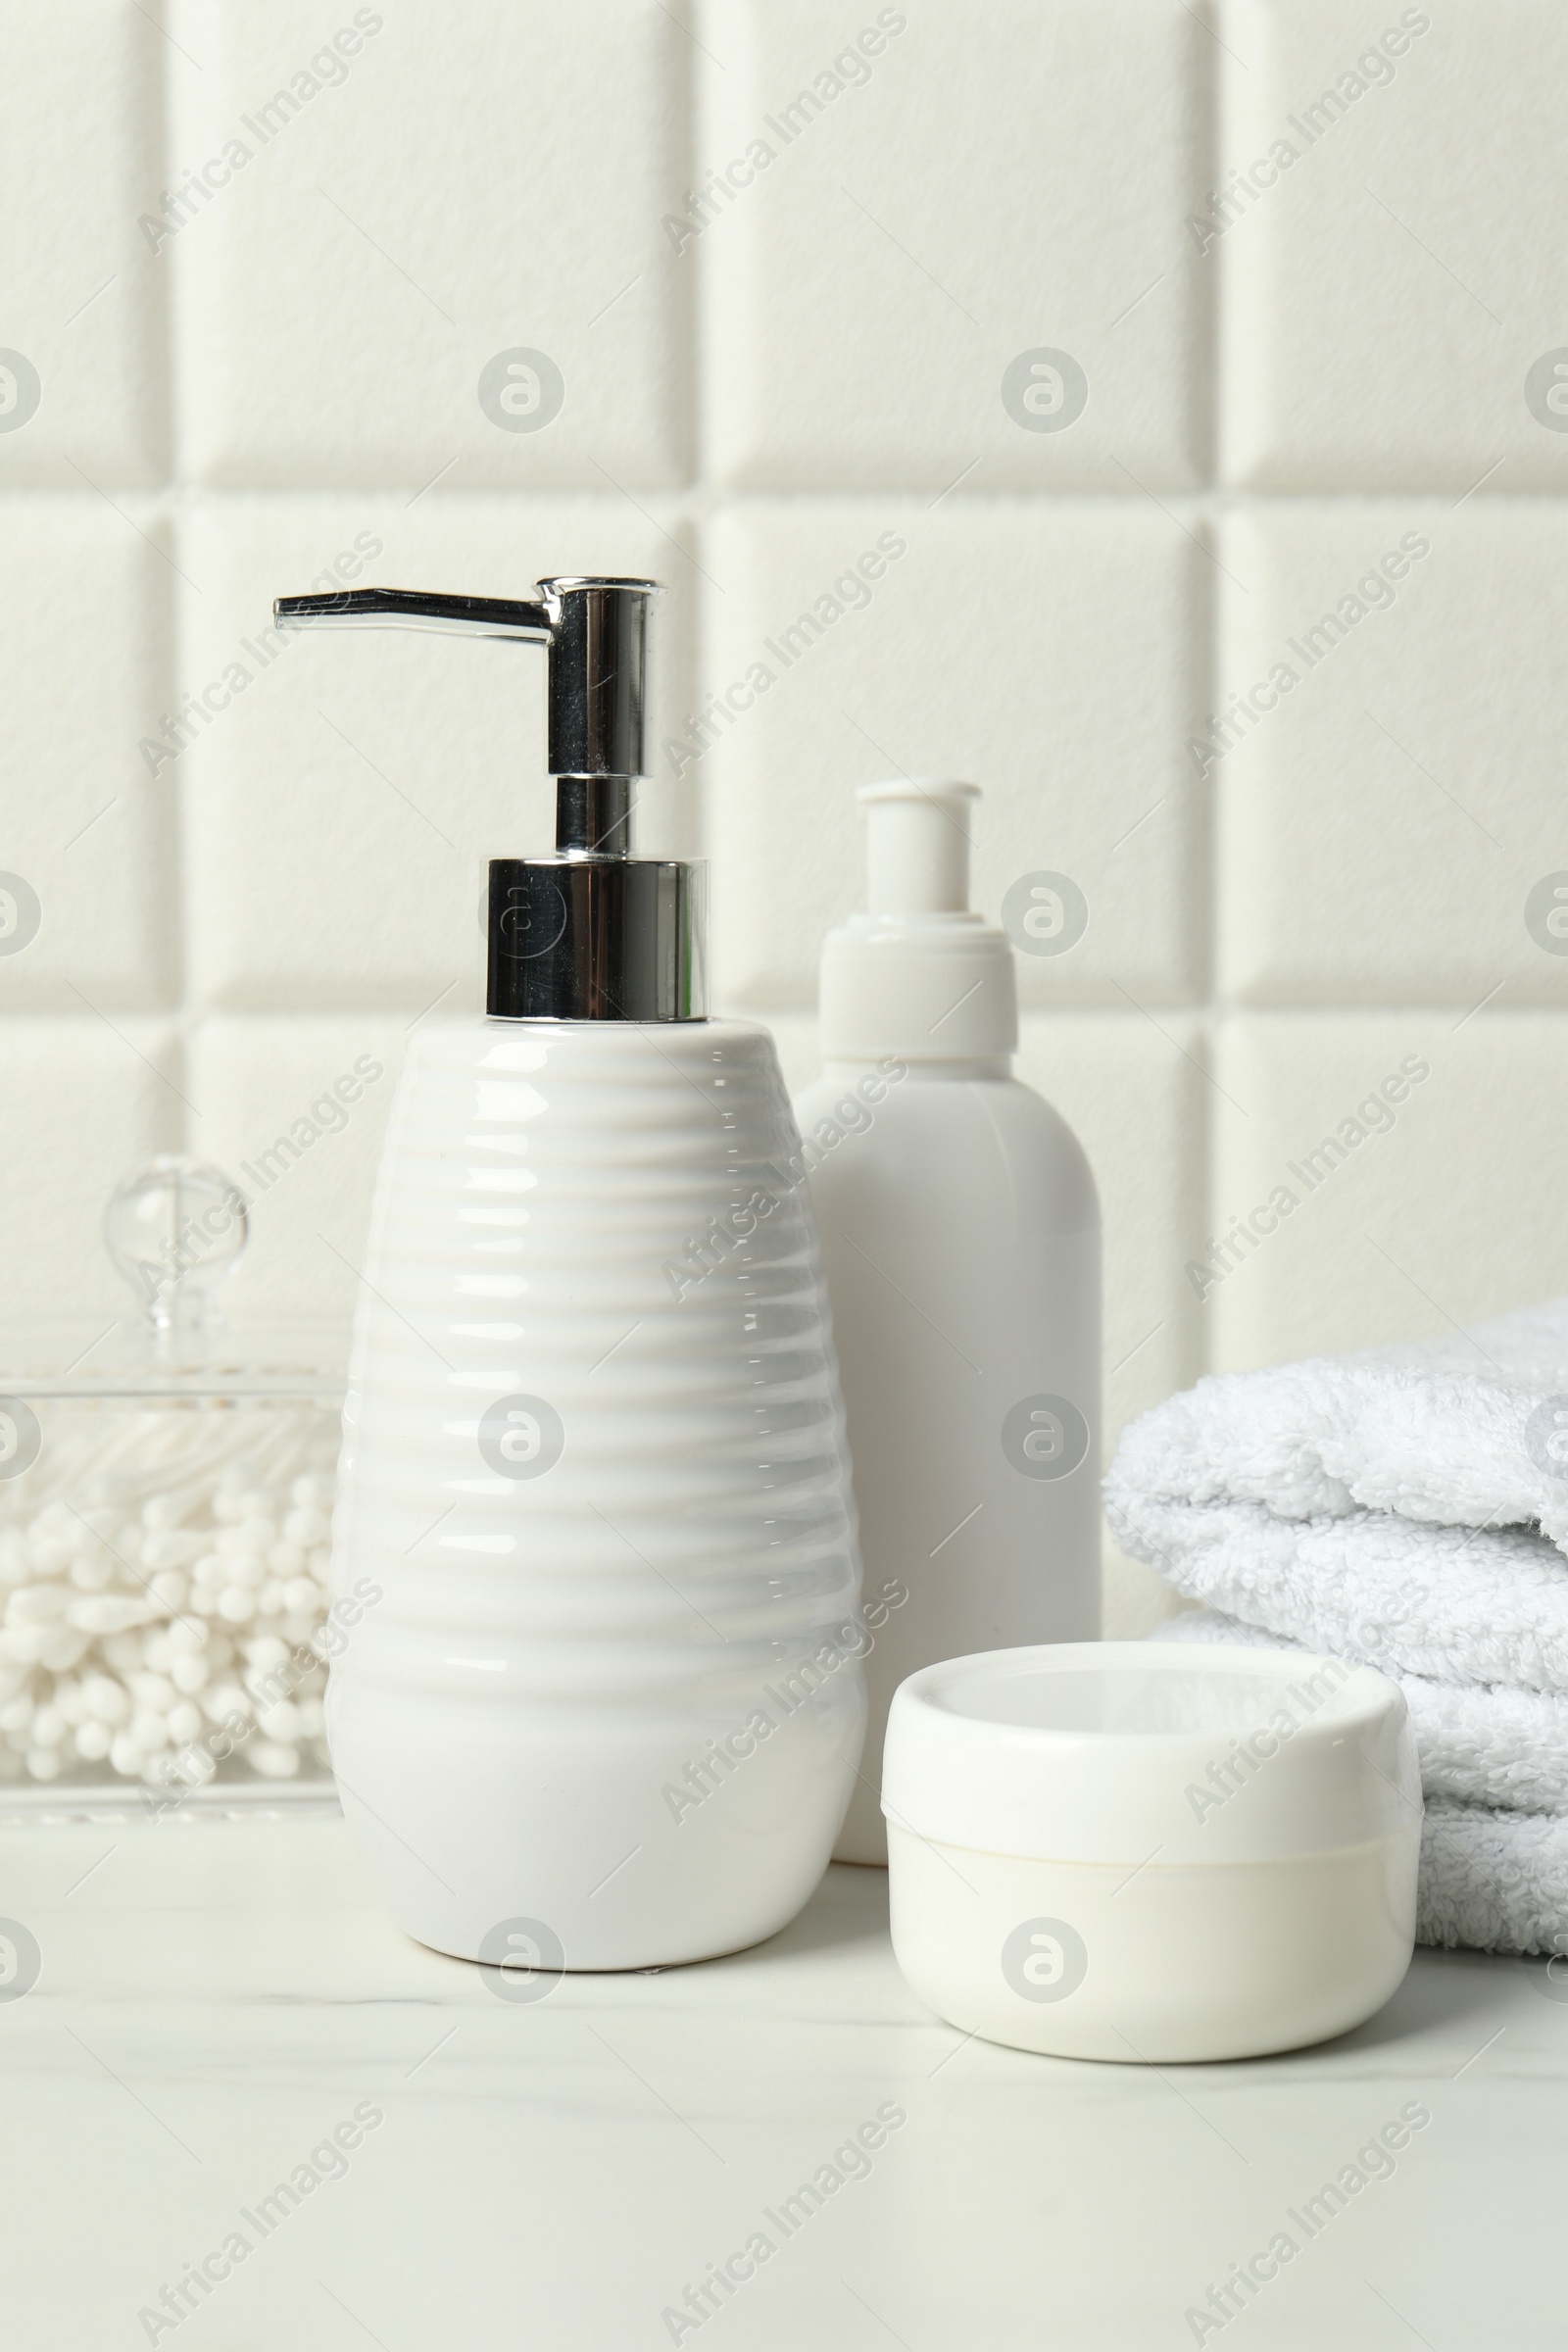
0,1158 -> 347,1822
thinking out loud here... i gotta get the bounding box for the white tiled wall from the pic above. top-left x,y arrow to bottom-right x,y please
4,1 -> 1567,1636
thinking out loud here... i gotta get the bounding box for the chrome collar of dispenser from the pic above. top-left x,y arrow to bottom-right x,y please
271,576 -> 706,1022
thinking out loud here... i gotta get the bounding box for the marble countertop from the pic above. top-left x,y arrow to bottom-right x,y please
1,1808 -> 1559,2350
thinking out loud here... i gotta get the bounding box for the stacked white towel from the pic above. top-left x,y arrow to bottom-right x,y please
1103,1296 -> 1568,1956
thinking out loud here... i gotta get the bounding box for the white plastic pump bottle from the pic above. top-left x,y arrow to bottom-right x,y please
795,781 -> 1101,1866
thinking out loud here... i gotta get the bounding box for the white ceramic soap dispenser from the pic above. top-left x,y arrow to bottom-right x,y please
795,782 -> 1101,1866
273,577 -> 864,1969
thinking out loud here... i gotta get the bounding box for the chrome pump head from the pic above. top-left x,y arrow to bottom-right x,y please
271,576 -> 704,1021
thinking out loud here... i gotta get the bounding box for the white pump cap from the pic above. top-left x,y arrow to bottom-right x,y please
861,779 -> 976,913
819,780 -> 1018,1064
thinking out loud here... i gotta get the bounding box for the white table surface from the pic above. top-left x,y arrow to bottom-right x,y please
1,1808 -> 1559,2351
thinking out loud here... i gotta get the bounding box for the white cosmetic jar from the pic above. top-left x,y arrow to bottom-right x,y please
884,1641 -> 1421,2064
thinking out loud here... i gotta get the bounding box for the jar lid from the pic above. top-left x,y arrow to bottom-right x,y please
0,1157 -> 348,1399
0,1317 -> 348,1400
882,1642 -> 1420,1866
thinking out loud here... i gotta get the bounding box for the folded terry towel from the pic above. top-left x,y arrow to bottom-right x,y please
1107,1296 -> 1568,1955
1152,1606 -> 1568,1817
1104,1298 -> 1568,1693
1420,1802 -> 1568,1957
